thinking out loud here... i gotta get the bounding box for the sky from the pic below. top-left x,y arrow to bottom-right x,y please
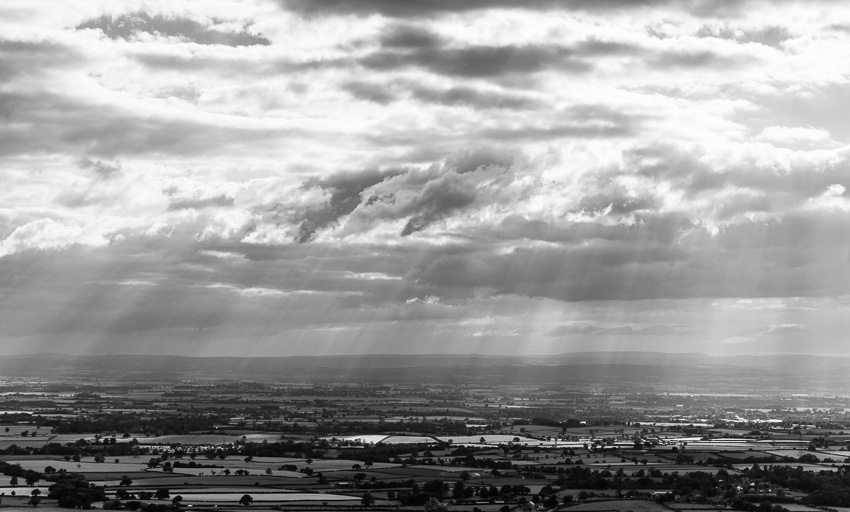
1,0 -> 850,357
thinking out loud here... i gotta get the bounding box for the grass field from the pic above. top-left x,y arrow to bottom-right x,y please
4,459 -> 150,473
562,499 -> 672,512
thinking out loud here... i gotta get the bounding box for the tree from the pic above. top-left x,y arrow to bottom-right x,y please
10,476 -> 18,486
172,495 -> 184,506
239,494 -> 253,506
28,496 -> 41,507
155,488 -> 170,500
424,497 -> 449,512
120,475 -> 133,486
453,481 -> 466,500
361,492 -> 375,507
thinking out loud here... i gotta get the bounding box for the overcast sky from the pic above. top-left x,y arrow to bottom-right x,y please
2,0 -> 850,357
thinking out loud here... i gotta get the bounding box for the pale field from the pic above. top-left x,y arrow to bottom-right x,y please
436,435 -> 545,445
765,449 -> 813,458
304,459 -> 399,472
0,486 -> 50,494
816,450 -> 850,459
732,463 -> 828,471
0,425 -> 51,436
381,436 -> 438,444
326,435 -> 387,444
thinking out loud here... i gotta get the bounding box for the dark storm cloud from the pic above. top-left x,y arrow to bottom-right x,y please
379,24 -> 442,49
480,103 -> 644,141
481,119 -> 634,141
290,169 -> 402,243
343,78 -> 538,109
696,25 -> 793,48
400,176 -> 477,236
626,144 -> 850,205
76,157 -> 121,179
574,38 -> 641,56
0,89 -> 306,158
411,241 -> 690,302
649,49 -> 755,68
77,11 -> 270,46
410,84 -> 538,110
490,213 -> 694,246
279,0 -> 759,17
444,147 -> 517,174
341,150 -> 520,236
341,81 -> 399,104
407,204 -> 850,302
277,150 -> 517,240
360,44 -> 590,78
281,0 -> 583,17
0,40 -> 82,83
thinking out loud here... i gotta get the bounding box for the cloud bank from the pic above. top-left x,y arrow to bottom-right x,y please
0,0 -> 849,356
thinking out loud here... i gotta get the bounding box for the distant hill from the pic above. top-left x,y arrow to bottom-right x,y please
0,351 -> 847,394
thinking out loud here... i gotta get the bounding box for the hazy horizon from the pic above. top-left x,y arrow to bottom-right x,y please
2,1 -> 850,358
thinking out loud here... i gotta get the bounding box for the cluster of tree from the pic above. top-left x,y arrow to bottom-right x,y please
48,412 -> 229,435
0,461 -> 42,486
336,443 -> 447,464
48,474 -> 107,509
805,487 -> 850,507
103,500 -> 179,512
730,499 -> 792,512
742,463 -> 850,495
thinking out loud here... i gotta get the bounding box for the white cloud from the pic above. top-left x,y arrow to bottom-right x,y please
756,125 -> 833,146
0,218 -> 109,257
